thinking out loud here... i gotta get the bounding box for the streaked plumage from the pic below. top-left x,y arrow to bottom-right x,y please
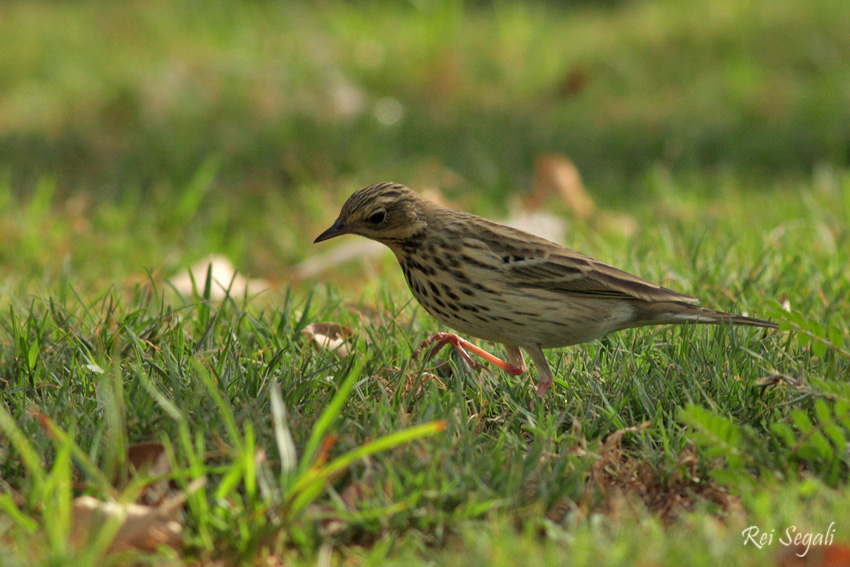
315,182 -> 776,396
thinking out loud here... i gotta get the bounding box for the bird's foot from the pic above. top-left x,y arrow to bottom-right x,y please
535,377 -> 553,397
525,345 -> 554,398
412,332 -> 524,375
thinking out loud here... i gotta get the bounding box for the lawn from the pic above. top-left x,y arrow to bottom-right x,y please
1,0 -> 849,565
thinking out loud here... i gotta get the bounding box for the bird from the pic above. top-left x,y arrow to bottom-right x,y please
314,182 -> 777,396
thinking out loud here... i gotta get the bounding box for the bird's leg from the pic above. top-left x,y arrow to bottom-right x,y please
524,345 -> 554,397
413,333 -> 524,376
504,345 -> 526,373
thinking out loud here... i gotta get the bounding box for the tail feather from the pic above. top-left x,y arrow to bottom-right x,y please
726,313 -> 779,329
633,301 -> 778,330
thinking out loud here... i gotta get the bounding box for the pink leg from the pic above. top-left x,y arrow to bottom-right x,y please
525,345 -> 553,397
412,332 -> 524,376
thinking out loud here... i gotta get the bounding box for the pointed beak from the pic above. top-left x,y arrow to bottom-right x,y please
313,219 -> 350,243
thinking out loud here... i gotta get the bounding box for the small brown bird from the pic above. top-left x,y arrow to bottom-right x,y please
315,182 -> 776,396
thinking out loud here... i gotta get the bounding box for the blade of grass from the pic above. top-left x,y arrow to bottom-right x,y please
298,357 -> 365,473
287,420 -> 446,516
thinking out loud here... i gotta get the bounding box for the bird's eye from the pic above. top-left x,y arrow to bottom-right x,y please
368,210 -> 386,224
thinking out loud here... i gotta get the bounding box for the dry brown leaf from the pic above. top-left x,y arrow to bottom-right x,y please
125,442 -> 171,505
555,66 -> 590,97
525,153 -> 638,237
70,478 -> 204,554
71,497 -> 182,552
127,442 -> 169,476
581,422 -> 740,524
302,322 -> 353,358
503,211 -> 568,244
169,255 -> 270,300
531,154 -> 595,218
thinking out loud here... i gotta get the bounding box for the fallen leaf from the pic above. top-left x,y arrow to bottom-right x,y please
126,442 -> 171,505
503,211 -> 568,244
70,478 -> 205,554
527,153 -> 637,237
531,154 -> 595,218
169,255 -> 270,300
302,322 -> 353,358
555,66 -> 590,97
127,442 -> 170,477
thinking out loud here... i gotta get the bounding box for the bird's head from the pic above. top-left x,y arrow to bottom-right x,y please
314,182 -> 429,246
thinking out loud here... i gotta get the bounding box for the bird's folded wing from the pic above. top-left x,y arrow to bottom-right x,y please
459,231 -> 698,304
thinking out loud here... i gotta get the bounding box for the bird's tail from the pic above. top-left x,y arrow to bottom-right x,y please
633,301 -> 778,330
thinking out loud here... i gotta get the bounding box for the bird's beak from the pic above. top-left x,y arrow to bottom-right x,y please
313,219 -> 350,243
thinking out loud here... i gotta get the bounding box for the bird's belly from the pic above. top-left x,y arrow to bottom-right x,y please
400,259 -> 634,348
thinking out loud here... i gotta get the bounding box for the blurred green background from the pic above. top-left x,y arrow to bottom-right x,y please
1,0 -> 848,287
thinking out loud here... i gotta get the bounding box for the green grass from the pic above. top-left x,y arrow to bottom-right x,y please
1,0 -> 850,565
1,171 -> 848,565
1,0 -> 849,197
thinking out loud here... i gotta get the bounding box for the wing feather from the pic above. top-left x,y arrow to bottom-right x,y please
457,220 -> 698,304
